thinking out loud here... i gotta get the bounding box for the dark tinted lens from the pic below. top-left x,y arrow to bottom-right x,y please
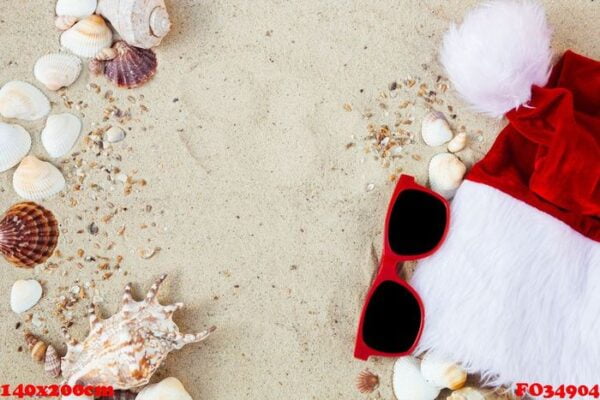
388,189 -> 446,255
362,280 -> 421,353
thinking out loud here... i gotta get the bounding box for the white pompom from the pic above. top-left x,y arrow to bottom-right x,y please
441,0 -> 553,117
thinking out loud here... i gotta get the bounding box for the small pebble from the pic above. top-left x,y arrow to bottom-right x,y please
87,222 -> 99,235
366,183 -> 375,192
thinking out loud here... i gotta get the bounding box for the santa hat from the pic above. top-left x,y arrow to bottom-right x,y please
411,0 -> 600,388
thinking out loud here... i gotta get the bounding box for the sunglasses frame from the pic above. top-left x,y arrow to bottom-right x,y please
354,174 -> 450,360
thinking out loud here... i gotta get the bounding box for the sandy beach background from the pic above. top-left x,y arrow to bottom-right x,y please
0,0 -> 598,398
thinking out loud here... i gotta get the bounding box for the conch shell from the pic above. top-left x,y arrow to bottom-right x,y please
60,275 -> 215,389
97,0 -> 171,49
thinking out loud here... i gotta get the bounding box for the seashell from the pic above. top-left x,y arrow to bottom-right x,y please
421,353 -> 467,390
0,202 -> 59,268
61,275 -> 216,389
96,390 -> 137,400
104,41 -> 157,88
104,126 -> 125,143
41,113 -> 82,158
448,132 -> 468,153
62,395 -> 94,400
97,0 -> 171,49
96,47 -> 117,61
422,111 -> 453,146
447,387 -> 487,400
55,15 -> 78,31
13,156 -> 66,201
45,345 -> 62,378
135,377 -> 192,400
356,369 -> 379,393
34,53 -> 82,91
56,0 -> 97,18
89,59 -> 105,76
393,357 -> 441,400
24,332 -> 48,363
10,279 -> 43,313
0,123 -> 31,172
0,81 -> 50,121
60,15 -> 113,58
428,152 -> 467,200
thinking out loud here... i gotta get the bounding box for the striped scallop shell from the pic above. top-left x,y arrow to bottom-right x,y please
13,156 -> 66,201
60,15 -> 113,58
104,41 -> 157,88
0,123 -> 31,172
41,113 -> 82,158
0,202 -> 59,268
0,81 -> 50,121
34,53 -> 82,91
56,0 -> 97,18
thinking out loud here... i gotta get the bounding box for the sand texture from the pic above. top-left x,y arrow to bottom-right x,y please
0,0 -> 598,398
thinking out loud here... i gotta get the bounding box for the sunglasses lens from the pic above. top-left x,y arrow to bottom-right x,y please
362,280 -> 421,353
389,189 -> 446,255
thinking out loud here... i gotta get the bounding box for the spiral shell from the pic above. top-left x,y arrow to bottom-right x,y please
56,0 -> 97,18
13,156 -> 66,201
45,345 -> 62,378
60,15 -> 113,58
34,53 -> 82,91
0,80 -> 50,121
41,113 -> 82,158
104,41 -> 157,88
0,123 -> 31,172
24,332 -> 48,363
0,202 -> 59,268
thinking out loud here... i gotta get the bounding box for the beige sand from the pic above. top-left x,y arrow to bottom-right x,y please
0,0 -> 598,398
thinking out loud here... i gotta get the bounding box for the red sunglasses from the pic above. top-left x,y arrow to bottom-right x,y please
354,174 -> 450,360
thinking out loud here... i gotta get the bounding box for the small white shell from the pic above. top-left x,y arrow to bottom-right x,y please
422,111 -> 453,146
13,156 -> 66,201
0,123 -> 31,172
10,279 -> 43,314
60,15 -> 113,58
34,53 -> 82,91
104,126 -> 125,143
56,0 -> 97,18
0,81 -> 51,121
447,387 -> 487,400
428,153 -> 467,200
448,132 -> 467,153
393,357 -> 441,400
136,377 -> 193,400
421,353 -> 467,390
41,113 -> 82,158
55,15 -> 78,31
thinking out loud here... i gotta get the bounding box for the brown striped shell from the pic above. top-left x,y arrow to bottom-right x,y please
44,345 -> 62,378
104,41 -> 157,88
0,202 -> 59,268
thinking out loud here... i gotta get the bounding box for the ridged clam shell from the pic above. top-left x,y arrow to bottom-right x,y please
41,113 -> 82,158
45,345 -> 62,378
13,156 -> 66,201
136,378 -> 192,400
10,279 -> 43,313
447,387 -> 487,400
393,357 -> 441,400
448,132 -> 467,153
60,15 -> 113,58
0,81 -> 50,121
56,0 -> 97,18
34,53 -> 82,91
428,152 -> 466,200
0,202 -> 59,268
0,123 -> 31,172
420,353 -> 467,390
104,41 -> 157,88
422,111 -> 453,146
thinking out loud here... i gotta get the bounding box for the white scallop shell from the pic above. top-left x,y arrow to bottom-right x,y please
428,152 -> 467,200
41,113 -> 82,158
60,15 -> 113,58
136,377 -> 193,400
13,156 -> 66,201
420,353 -> 467,390
422,111 -> 453,146
0,123 -> 31,172
448,132 -> 467,153
393,357 -> 441,400
34,53 -> 82,91
56,0 -> 97,18
10,279 -> 43,314
0,81 -> 51,121
447,387 -> 487,400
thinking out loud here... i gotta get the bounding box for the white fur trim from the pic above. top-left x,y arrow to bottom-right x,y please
411,180 -> 600,387
441,0 -> 553,117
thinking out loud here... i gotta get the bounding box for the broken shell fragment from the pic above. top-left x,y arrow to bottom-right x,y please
105,126 -> 126,143
10,279 -> 43,313
0,122 -> 31,172
55,15 -> 78,31
13,156 -> 66,201
135,377 -> 193,400
41,113 -> 82,158
0,81 -> 50,121
34,53 -> 82,91
393,357 -> 441,400
422,111 -> 453,146
60,15 -> 113,58
89,59 -> 105,76
104,41 -> 157,88
428,152 -> 466,200
420,353 -> 467,390
45,345 -> 62,378
448,132 -> 467,153
56,0 -> 97,18
447,387 -> 487,400
24,332 -> 48,363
